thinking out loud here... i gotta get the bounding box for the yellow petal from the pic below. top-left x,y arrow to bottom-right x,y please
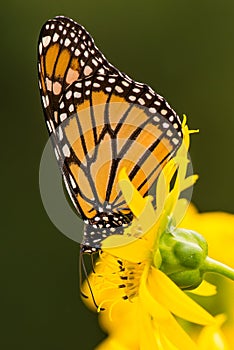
180,174 -> 199,192
197,315 -> 230,350
102,233 -> 152,263
187,280 -> 217,296
180,204 -> 234,268
173,198 -> 190,226
139,306 -> 159,350
139,266 -> 199,350
159,331 -> 186,350
156,159 -> 177,216
118,168 -> 156,221
102,217 -> 161,263
148,267 -> 215,325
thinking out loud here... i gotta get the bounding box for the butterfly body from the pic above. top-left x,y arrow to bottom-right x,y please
38,16 -> 182,253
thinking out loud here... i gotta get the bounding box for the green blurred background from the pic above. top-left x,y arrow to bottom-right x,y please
1,0 -> 234,349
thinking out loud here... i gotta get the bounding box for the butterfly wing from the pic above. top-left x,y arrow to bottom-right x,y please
38,16 -> 182,223
38,15 -> 118,128
54,71 -> 182,220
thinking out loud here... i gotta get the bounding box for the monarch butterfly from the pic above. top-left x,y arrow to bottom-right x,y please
38,16 -> 182,254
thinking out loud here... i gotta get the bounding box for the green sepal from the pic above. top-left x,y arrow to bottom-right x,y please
158,227 -> 208,289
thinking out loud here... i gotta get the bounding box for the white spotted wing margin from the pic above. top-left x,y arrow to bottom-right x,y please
38,15 -> 118,131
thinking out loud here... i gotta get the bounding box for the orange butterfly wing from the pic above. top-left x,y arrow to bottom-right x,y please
38,16 -> 182,252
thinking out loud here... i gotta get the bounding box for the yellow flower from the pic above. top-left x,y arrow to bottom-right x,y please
179,205 -> 234,349
196,315 -> 230,350
82,118 -> 219,350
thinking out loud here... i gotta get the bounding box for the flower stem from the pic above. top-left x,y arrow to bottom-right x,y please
202,257 -> 234,281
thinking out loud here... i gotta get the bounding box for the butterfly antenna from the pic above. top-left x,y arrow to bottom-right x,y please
91,253 -> 96,273
79,251 -> 104,310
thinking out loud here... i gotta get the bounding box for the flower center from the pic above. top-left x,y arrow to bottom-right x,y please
117,259 -> 145,301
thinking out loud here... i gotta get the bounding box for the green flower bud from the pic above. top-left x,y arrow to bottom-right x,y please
158,227 -> 208,289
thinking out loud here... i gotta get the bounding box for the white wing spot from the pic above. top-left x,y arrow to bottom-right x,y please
166,130 -> 173,137
69,104 -> 74,112
146,93 -> 152,99
60,113 -> 67,121
163,122 -> 169,129
129,95 -> 136,101
74,48 -> 80,56
92,59 -> 98,66
69,174 -> 77,189
39,43 -> 43,54
161,109 -> 167,116
74,91 -> 81,98
169,115 -> 174,122
84,66 -> 93,76
54,147 -> 59,160
46,120 -> 52,133
85,80 -> 91,86
42,36 -> 51,48
108,78 -> 116,83
149,107 -> 157,113
58,126 -> 63,140
115,86 -> 123,93
52,33 -> 59,42
93,82 -> 100,88
66,91 -> 72,99
64,38 -> 71,47
46,78 -> 52,91
138,98 -> 145,105
153,116 -> 160,122
172,138 -> 179,145
62,144 -> 71,157
122,80 -> 129,87
133,88 -> 140,93
173,123 -> 179,129
42,95 -> 49,108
